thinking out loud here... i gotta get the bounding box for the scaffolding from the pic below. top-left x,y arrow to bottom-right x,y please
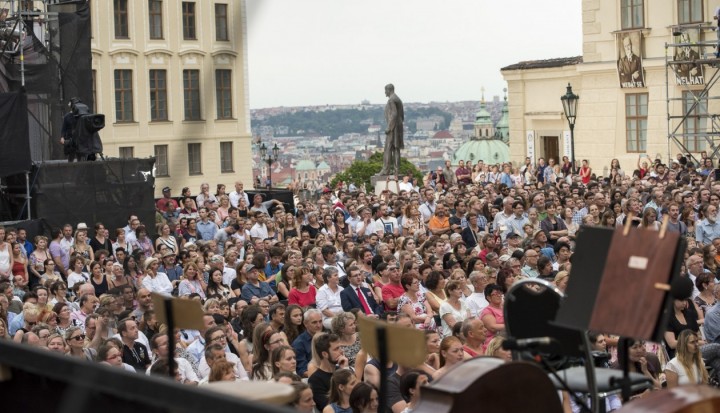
665,22 -> 720,165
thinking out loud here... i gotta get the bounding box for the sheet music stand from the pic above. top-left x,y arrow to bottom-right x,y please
357,316 -> 426,412
555,219 -> 686,402
556,221 -> 684,342
151,293 -> 204,380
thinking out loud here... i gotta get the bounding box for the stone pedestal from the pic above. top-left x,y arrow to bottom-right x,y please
371,174 -> 400,195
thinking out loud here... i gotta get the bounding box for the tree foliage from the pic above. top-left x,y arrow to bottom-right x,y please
330,152 -> 424,192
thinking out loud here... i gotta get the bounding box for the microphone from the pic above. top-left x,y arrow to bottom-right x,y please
502,337 -> 556,350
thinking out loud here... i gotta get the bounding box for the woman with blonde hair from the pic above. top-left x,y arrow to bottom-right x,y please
178,262 -> 206,299
71,229 -> 94,263
553,271 -> 569,293
216,195 -> 231,222
665,329 -> 708,387
485,335 -> 511,361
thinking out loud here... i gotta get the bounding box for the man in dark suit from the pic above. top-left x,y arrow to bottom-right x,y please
340,265 -> 382,317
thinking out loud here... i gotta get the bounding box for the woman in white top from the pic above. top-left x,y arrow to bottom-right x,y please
141,257 -> 174,297
0,227 -> 13,281
665,329 -> 708,387
66,256 -> 89,289
439,280 -> 470,338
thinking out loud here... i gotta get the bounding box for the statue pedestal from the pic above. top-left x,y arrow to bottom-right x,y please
371,175 -> 399,195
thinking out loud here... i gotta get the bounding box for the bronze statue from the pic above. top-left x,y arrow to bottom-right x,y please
378,84 -> 404,176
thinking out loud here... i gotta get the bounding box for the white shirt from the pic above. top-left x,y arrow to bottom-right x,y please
142,272 -> 174,297
199,351 -> 249,381
398,181 -> 413,192
374,216 -> 399,236
316,284 -> 343,321
229,191 -> 249,208
67,271 -> 89,289
465,293 -> 489,318
223,266 -> 237,287
250,223 -> 269,240
418,202 -> 436,223
147,357 -> 199,383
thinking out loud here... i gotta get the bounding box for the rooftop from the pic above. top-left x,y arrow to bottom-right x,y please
501,56 -> 583,71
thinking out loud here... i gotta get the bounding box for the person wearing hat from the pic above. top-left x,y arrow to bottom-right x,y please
156,187 -> 179,212
141,257 -> 173,297
531,228 -> 551,250
158,250 -> 183,283
505,231 -> 523,255
240,263 -> 278,305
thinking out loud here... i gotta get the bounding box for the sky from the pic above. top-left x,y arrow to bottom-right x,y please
245,0 -> 582,109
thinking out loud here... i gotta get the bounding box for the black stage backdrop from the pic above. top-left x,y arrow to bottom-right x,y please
0,91 -> 31,177
5,159 -> 156,235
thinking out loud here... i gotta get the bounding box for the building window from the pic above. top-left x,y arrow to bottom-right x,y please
149,0 -> 163,39
216,69 -> 232,119
215,4 -> 229,41
114,0 -> 129,39
220,141 -> 234,172
154,145 -> 169,177
149,69 -> 168,121
678,0 -> 703,24
183,69 -> 201,120
182,2 -> 196,40
119,147 -> 134,159
91,69 -> 97,113
625,93 -> 648,152
621,0 -> 643,29
114,69 -> 133,122
188,143 -> 202,175
683,90 -> 707,152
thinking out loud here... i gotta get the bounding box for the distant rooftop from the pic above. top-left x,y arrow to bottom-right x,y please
501,56 -> 583,71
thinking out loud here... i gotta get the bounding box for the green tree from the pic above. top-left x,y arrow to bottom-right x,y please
330,152 -> 423,191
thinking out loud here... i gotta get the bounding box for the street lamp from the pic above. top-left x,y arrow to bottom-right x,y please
561,83 -> 579,174
259,141 -> 279,191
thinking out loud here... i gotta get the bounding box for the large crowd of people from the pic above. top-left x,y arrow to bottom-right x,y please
1,152 -> 719,412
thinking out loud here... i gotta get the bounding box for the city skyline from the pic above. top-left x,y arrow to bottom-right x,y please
246,0 -> 583,109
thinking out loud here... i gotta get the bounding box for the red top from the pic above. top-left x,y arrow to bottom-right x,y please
12,260 -> 27,282
381,283 -> 405,312
579,166 -> 591,184
288,285 -> 317,308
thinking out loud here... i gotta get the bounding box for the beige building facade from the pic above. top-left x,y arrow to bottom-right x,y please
502,0 -> 720,175
90,0 -> 253,197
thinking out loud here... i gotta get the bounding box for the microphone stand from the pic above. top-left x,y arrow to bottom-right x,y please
516,347 -> 593,413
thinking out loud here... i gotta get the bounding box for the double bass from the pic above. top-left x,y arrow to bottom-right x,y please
413,357 -> 564,413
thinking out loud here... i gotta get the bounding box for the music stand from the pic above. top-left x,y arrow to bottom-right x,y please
555,220 -> 685,401
357,316 -> 426,412
151,293 -> 204,380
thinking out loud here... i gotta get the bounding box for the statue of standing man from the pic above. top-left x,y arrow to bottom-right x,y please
379,84 -> 404,176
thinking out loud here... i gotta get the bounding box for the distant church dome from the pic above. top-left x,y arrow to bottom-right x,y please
453,139 -> 510,165
453,86 -> 510,165
295,160 -> 316,171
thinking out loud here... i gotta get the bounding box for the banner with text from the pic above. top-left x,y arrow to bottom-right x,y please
526,130 -> 535,161
616,31 -> 646,89
672,30 -> 705,86
563,130 -> 572,159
